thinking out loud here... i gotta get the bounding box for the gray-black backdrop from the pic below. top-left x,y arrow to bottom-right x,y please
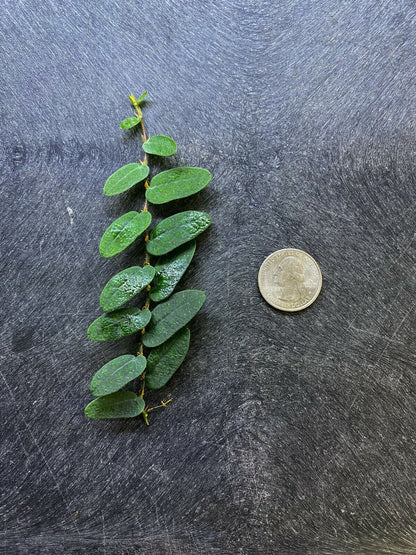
2,1 -> 416,554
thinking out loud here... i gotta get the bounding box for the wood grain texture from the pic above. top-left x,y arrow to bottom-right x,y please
2,1 -> 416,553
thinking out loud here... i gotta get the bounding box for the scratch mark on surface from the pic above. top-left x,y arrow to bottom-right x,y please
68,225 -> 102,292
386,230 -> 416,272
101,510 -> 107,554
0,370 -> 80,537
372,299 -> 416,363
348,325 -> 405,346
2,512 -> 6,541
2,390 -> 30,458
142,484 -> 174,554
51,313 -> 73,365
248,436 -> 262,511
66,206 -> 74,225
350,299 -> 416,410
224,261 -> 233,470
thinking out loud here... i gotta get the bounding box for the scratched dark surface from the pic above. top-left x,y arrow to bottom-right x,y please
2,1 -> 416,554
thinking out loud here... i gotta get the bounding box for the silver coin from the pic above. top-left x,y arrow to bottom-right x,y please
258,248 -> 322,312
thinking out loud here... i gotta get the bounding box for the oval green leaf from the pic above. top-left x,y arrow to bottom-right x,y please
100,265 -> 155,311
90,354 -> 147,397
120,116 -> 142,130
146,327 -> 190,389
150,241 -> 196,302
138,91 -> 148,103
103,163 -> 149,196
142,135 -> 177,157
146,167 -> 211,204
146,211 -> 211,256
85,391 -> 145,419
87,307 -> 151,342
142,290 -> 205,348
99,211 -> 152,258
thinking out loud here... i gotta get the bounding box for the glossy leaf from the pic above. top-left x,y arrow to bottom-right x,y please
142,290 -> 205,348
100,265 -> 155,311
146,167 -> 211,204
90,354 -> 147,397
146,327 -> 190,389
120,116 -> 141,130
150,241 -> 196,302
85,391 -> 145,419
87,307 -> 151,342
138,91 -> 148,103
99,211 -> 151,258
103,163 -> 149,196
146,211 -> 211,256
142,135 -> 177,157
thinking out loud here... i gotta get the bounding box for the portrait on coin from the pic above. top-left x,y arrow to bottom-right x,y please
272,255 -> 308,302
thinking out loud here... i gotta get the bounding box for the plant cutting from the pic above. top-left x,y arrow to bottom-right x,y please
85,92 -> 211,424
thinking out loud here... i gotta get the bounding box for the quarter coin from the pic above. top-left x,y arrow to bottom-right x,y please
258,248 -> 322,312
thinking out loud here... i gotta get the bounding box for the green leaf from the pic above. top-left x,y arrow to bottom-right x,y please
142,135 -> 177,157
85,391 -> 145,419
90,354 -> 147,397
138,91 -> 148,103
100,265 -> 155,311
99,211 -> 152,258
146,167 -> 211,204
120,116 -> 142,130
146,211 -> 211,256
150,241 -> 196,302
146,327 -> 190,389
103,163 -> 149,196
87,307 -> 151,342
142,290 -> 205,348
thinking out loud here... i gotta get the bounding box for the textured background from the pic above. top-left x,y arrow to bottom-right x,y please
2,1 -> 416,554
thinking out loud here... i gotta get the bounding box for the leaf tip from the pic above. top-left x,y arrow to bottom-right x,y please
99,294 -> 110,312
84,402 -> 94,419
86,325 -> 94,341
99,249 -> 111,259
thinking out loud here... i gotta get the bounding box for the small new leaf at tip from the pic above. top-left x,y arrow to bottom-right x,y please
142,135 -> 177,157
138,91 -> 148,103
120,116 -> 142,129
90,354 -> 147,397
85,391 -> 145,419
